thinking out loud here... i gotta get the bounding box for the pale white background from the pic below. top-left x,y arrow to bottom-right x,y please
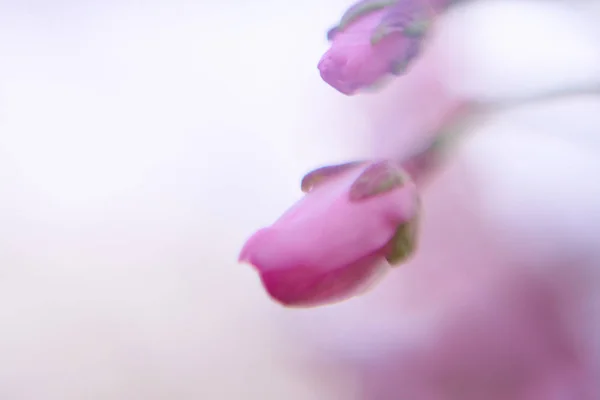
0,1 -> 366,399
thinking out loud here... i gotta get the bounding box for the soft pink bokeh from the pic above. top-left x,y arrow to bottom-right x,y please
280,1 -> 600,399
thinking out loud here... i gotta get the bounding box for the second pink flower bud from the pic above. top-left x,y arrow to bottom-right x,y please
319,0 -> 452,94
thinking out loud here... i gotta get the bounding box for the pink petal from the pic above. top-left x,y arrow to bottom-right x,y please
239,162 -> 420,307
259,251 -> 390,307
319,10 -> 411,94
319,0 -> 454,94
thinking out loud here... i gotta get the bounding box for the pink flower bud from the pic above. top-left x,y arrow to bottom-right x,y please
239,161 -> 420,307
319,0 -> 452,94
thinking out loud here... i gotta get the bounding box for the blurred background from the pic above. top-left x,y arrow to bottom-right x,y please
0,0 -> 367,399
0,0 -> 599,399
